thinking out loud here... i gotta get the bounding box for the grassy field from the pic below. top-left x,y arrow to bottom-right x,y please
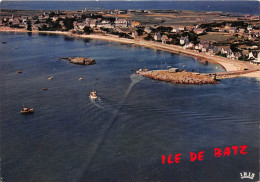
199,33 -> 234,42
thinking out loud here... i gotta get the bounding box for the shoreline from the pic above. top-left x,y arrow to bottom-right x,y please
1,28 -> 260,78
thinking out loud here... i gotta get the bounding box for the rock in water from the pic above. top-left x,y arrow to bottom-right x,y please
61,57 -> 96,65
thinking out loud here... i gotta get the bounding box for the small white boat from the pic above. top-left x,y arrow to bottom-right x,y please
48,76 -> 53,80
21,107 -> 34,114
79,77 -> 83,80
90,91 -> 98,100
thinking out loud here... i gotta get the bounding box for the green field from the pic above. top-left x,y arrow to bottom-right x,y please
199,34 -> 234,42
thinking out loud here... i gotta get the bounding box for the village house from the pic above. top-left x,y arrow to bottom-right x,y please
250,16 -> 260,21
227,52 -> 242,60
97,20 -> 114,28
171,27 -> 180,33
195,41 -> 207,50
37,15 -> 46,23
52,16 -> 59,22
183,42 -> 194,49
59,15 -> 67,19
75,22 -> 86,30
201,44 -> 209,52
250,52 -> 260,65
132,31 -> 138,38
131,21 -> 140,27
238,28 -> 245,35
154,32 -> 161,41
180,36 -> 189,45
257,52 -> 260,60
11,17 -> 20,25
193,28 -> 205,34
225,23 -> 232,29
227,52 -> 235,59
248,52 -> 255,59
114,19 -> 128,27
234,52 -> 242,60
144,26 -> 152,33
208,46 -> 219,55
248,34 -> 257,41
247,24 -> 253,31
221,47 -> 232,54
90,20 -> 97,28
59,21 -> 65,29
31,24 -> 39,31
44,14 -> 50,19
178,26 -> 186,31
229,27 -> 238,34
161,35 -> 170,44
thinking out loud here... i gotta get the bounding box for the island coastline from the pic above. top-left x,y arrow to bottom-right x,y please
1,27 -> 260,78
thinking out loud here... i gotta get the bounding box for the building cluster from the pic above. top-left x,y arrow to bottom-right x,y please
141,23 -> 260,63
1,11 -> 259,64
0,11 -> 139,32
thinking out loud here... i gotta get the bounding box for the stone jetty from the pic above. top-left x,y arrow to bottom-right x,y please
138,69 -> 218,84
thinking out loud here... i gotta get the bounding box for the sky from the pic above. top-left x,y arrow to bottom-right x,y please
1,0 -> 258,1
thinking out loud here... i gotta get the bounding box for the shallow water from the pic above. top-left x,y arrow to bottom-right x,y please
0,32 -> 259,182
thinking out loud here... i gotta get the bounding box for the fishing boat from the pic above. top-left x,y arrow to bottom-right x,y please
17,70 -> 22,73
90,91 -> 98,100
21,107 -> 34,114
48,76 -> 53,80
79,77 -> 83,80
42,88 -> 48,90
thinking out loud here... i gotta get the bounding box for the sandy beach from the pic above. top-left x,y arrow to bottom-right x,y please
1,27 -> 260,78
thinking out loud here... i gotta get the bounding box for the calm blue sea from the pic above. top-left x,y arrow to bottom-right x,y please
0,32 -> 259,182
0,1 -> 259,15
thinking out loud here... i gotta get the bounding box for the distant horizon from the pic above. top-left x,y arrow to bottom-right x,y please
1,0 -> 259,1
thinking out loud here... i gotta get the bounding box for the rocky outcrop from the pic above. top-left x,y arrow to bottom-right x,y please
138,70 -> 219,84
60,57 -> 95,65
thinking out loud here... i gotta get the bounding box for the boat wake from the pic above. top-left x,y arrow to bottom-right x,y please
123,74 -> 144,100
80,74 -> 144,181
89,74 -> 144,111
89,96 -> 104,109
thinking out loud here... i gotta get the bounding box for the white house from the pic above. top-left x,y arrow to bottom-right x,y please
183,42 -> 194,49
171,27 -> 180,33
154,32 -> 161,41
248,52 -> 255,59
180,36 -> 189,45
114,19 -> 128,27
